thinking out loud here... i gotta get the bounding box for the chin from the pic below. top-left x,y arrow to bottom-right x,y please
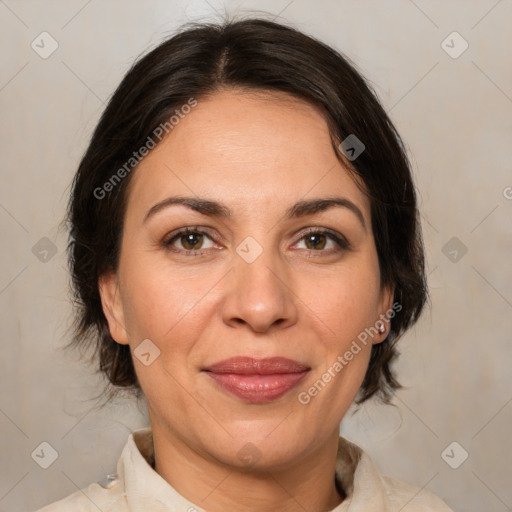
207,431 -> 306,473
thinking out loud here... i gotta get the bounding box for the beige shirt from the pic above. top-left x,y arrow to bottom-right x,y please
36,427 -> 454,511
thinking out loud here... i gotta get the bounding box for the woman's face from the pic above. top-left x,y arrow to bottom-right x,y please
100,89 -> 393,470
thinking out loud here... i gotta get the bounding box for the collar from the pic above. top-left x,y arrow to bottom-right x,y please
114,427 -> 386,511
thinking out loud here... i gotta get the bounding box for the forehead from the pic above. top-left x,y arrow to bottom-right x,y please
125,89 -> 369,220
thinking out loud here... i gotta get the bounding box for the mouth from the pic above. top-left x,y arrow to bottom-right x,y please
202,357 -> 311,403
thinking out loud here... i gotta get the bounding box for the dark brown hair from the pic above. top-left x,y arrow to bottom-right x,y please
65,16 -> 427,406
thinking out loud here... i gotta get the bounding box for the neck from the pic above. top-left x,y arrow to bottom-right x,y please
151,423 -> 344,512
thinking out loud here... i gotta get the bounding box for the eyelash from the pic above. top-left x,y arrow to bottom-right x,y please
162,226 -> 350,257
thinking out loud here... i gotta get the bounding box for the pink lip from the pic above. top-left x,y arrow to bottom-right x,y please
202,357 -> 310,403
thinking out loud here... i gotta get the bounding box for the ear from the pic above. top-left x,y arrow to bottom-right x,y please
98,272 -> 129,345
373,283 -> 395,344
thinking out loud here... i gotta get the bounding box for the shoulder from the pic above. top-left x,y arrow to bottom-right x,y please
34,488 -> 96,512
380,473 -> 454,511
34,479 -> 127,512
337,436 -> 454,512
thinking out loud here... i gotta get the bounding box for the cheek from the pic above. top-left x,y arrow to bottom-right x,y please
119,254 -> 208,341
118,262 -> 207,401
307,262 -> 382,343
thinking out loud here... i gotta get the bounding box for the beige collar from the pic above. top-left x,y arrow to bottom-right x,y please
111,427 -> 385,511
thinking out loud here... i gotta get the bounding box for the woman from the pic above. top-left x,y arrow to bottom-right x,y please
38,17 -> 454,511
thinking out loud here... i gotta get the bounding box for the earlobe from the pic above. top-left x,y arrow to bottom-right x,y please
374,284 -> 395,344
98,272 -> 129,345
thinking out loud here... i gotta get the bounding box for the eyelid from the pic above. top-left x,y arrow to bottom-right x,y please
292,227 -> 351,251
163,226 -> 219,248
164,224 -> 222,240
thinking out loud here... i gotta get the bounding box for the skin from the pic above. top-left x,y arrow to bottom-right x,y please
99,89 -> 393,512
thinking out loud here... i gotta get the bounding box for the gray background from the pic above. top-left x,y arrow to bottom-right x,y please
1,1 -> 511,511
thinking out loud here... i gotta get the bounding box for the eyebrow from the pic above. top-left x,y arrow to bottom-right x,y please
143,196 -> 366,229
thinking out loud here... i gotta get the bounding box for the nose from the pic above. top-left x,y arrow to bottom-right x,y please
221,242 -> 298,333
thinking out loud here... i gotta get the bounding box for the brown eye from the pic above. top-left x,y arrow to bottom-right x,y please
304,233 -> 328,250
164,228 -> 216,253
295,228 -> 350,253
180,232 -> 204,250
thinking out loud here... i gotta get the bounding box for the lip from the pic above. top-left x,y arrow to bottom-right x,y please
202,357 -> 310,403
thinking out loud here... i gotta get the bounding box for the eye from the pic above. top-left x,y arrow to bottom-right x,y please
163,227 -> 218,254
162,226 -> 350,257
293,228 -> 350,254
